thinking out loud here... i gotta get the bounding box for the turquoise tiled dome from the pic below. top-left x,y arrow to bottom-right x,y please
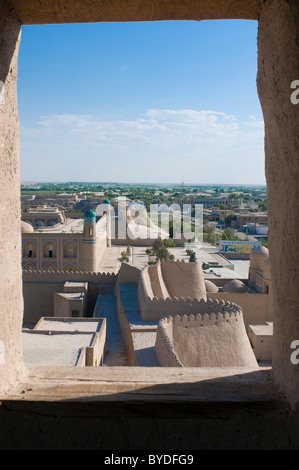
84,209 -> 96,224
103,199 -> 111,204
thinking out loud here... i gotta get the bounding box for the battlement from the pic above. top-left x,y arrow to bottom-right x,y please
22,269 -> 117,283
160,309 -> 243,327
145,296 -> 240,309
138,267 -> 241,321
155,308 -> 257,368
155,320 -> 183,367
138,259 -> 209,320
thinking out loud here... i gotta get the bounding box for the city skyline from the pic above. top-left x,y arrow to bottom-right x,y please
18,19 -> 265,185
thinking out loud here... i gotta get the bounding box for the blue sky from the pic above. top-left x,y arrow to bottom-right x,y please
18,20 -> 265,185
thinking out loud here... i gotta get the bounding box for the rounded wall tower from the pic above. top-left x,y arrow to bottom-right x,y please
82,209 -> 98,272
248,244 -> 269,287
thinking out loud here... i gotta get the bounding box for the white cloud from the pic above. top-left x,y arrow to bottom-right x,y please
19,108 -> 265,184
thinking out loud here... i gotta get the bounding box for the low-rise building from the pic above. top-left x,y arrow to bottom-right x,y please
22,317 -> 106,367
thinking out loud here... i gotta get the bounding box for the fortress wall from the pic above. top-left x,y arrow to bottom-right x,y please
22,270 -> 117,324
157,312 -> 258,368
155,320 -> 183,367
24,282 -> 64,324
160,260 -> 207,300
22,270 -> 117,284
117,263 -> 141,284
138,266 -> 154,308
148,264 -> 169,299
138,261 -> 210,321
207,292 -> 270,331
140,293 -> 242,323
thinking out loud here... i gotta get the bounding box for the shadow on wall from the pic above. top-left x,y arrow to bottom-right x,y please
1,369 -> 295,450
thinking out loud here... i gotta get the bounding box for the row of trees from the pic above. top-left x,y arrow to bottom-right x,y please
118,238 -> 177,265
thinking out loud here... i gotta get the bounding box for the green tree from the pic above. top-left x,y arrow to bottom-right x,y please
152,236 -> 165,255
224,213 -> 237,226
118,246 -> 131,263
151,236 -> 174,262
155,247 -> 172,262
221,227 -> 235,240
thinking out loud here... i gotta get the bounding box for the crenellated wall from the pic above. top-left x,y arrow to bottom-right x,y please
22,269 -> 117,284
138,263 -> 241,322
138,260 -> 209,321
207,291 -> 271,331
22,269 -> 117,324
155,318 -> 183,367
155,309 -> 258,368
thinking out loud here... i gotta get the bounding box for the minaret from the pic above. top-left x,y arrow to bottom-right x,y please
82,209 -> 97,271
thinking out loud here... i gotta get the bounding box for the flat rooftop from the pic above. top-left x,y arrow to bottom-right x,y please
35,318 -> 103,332
33,218 -> 83,233
22,318 -> 104,367
22,331 -> 95,367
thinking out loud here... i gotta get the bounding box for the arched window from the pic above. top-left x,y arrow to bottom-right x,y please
63,263 -> 76,273
63,241 -> 77,258
23,241 -> 36,258
43,263 -> 57,273
23,262 -> 36,271
43,241 -> 57,259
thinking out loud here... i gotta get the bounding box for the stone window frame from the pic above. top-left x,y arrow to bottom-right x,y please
0,0 -> 298,423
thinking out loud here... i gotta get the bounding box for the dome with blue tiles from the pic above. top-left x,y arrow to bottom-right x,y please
84,209 -> 96,224
103,198 -> 110,204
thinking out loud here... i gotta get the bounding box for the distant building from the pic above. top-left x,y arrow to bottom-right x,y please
237,212 -> 267,229
194,197 -> 242,207
22,207 -> 66,227
21,208 -> 108,272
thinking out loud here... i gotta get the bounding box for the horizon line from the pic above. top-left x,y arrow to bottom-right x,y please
20,181 -> 267,187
